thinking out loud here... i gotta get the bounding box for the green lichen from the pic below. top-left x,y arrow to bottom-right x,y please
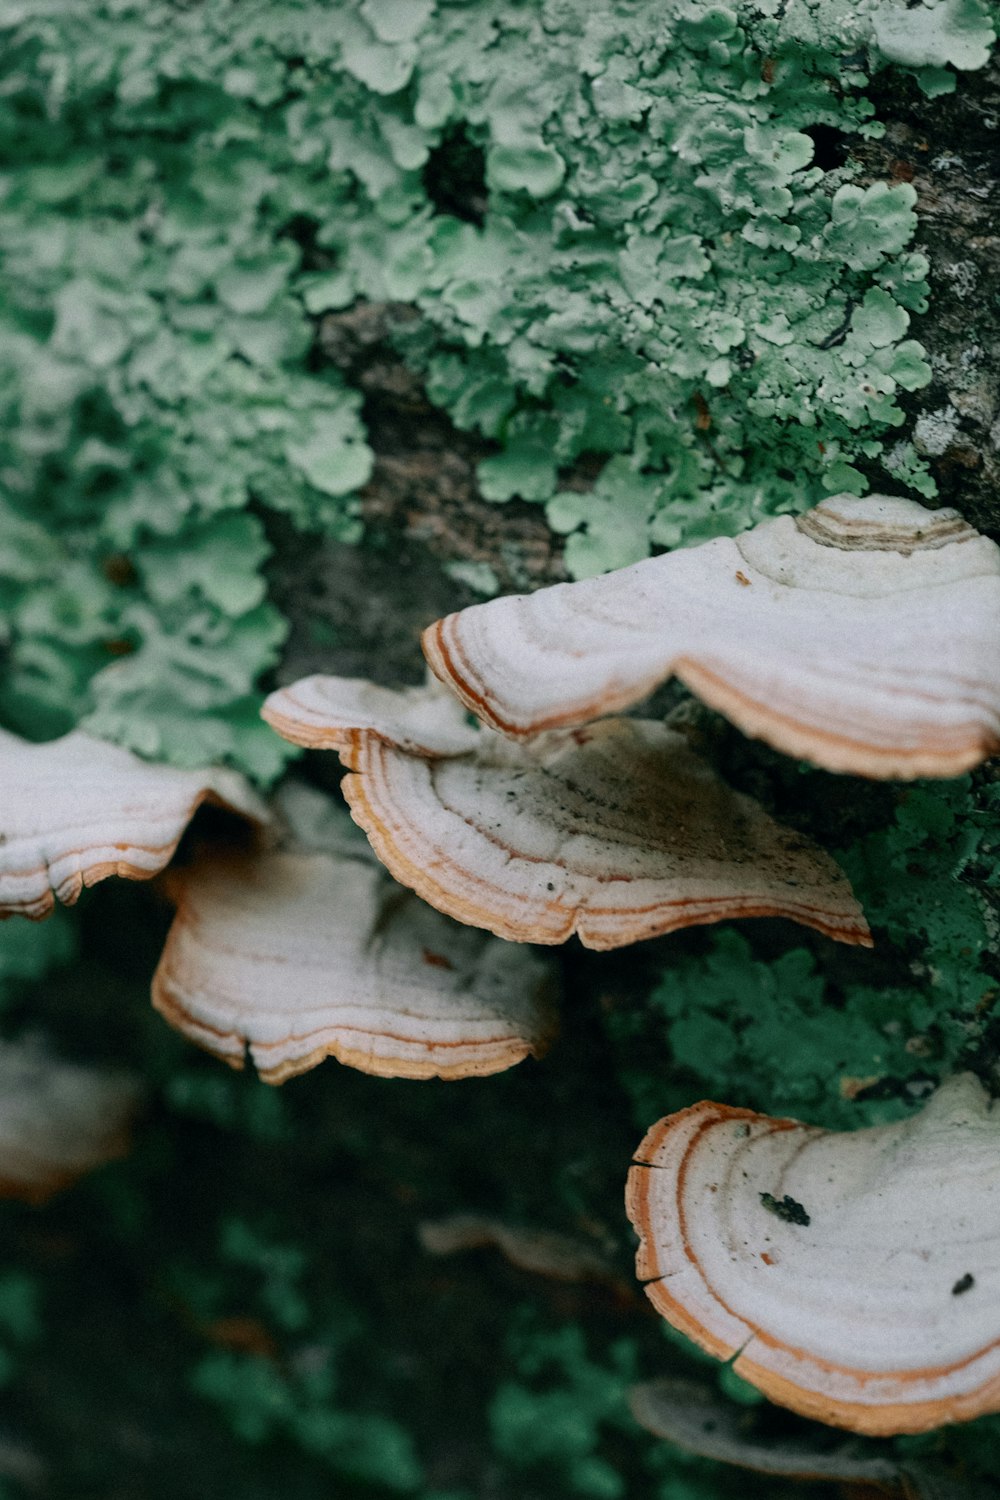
0,9 -> 372,772
324,0 -> 945,572
0,1272 -> 41,1389
183,1222 -> 423,1490
0,910 -> 76,1003
491,1322 -> 639,1499
610,774 -> 1000,1136
0,0 -> 990,780
490,1316 -> 765,1500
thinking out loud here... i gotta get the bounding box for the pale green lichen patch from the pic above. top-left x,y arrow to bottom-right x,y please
609,774 -> 1000,1136
0,7 -> 373,772
1,0 -> 994,768
871,0 -> 996,73
314,0 -> 956,578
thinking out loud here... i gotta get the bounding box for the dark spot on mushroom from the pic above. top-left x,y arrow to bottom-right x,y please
952,1273 -> 975,1295
760,1192 -> 810,1227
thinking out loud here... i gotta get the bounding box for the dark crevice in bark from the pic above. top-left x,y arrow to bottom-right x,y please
269,300 -> 567,691
855,57 -> 1000,536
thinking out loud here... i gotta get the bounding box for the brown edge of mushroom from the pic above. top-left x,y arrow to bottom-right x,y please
672,659 -> 996,782
335,730 -> 872,951
625,1098 -> 1000,1437
0,726 -> 268,922
422,619 -> 999,782
150,849 -> 557,1084
3,784 -> 259,922
152,972 -> 552,1085
255,704 -> 365,757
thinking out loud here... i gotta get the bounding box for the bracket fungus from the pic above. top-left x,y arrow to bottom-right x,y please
423,495 -> 1000,779
628,1378 -> 903,1488
152,835 -> 555,1083
259,672 -> 480,758
418,1213 -> 618,1287
0,729 -> 266,920
0,1039 -> 140,1202
262,677 -> 870,950
627,1380 -> 978,1499
626,1074 -> 1000,1436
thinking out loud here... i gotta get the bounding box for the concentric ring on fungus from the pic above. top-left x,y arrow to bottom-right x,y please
0,728 -> 266,920
152,839 -> 556,1083
263,678 -> 870,951
422,495 -> 1000,779
626,1075 -> 1000,1435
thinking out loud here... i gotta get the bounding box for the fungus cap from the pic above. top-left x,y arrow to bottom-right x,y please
342,718 -> 871,949
629,1378 -> 902,1486
0,1039 -> 140,1201
423,495 -> 1000,778
0,729 -> 266,919
418,1214 -> 616,1285
626,1074 -> 1000,1435
262,673 -> 479,758
262,678 -> 870,950
152,838 -> 556,1083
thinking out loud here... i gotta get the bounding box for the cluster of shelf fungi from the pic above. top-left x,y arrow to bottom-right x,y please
3,494 -> 1000,1481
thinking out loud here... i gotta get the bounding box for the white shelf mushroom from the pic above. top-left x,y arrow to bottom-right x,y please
262,678 -> 870,951
0,1038 -> 140,1201
626,1075 -> 1000,1435
418,1213 -> 617,1286
0,729 -> 267,919
628,1378 -> 902,1487
423,495 -> 1000,779
152,832 -> 556,1083
260,673 -> 480,758
629,1379 -> 974,1498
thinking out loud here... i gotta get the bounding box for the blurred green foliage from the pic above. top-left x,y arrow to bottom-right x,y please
186,1219 -> 423,1489
491,1320 -> 639,1498
0,1273 -> 41,1388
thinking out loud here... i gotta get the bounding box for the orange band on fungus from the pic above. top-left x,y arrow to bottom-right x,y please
626,1077 -> 1000,1435
152,837 -> 556,1083
0,729 -> 266,920
422,495 -> 1000,780
263,677 -> 870,951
